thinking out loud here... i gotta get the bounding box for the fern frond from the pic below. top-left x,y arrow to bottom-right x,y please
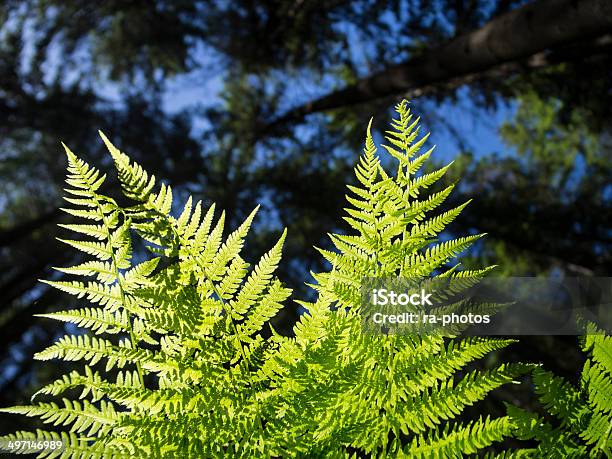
405,416 -> 513,458
266,100 -> 517,457
34,334 -> 154,372
100,131 -> 156,203
0,399 -> 118,436
53,260 -> 116,283
57,222 -> 110,240
510,325 -> 612,457
205,206 -> 258,282
230,229 -> 287,319
56,238 -> 113,260
0,429 -> 123,458
3,101 -> 531,457
40,280 -> 122,309
35,308 -> 130,335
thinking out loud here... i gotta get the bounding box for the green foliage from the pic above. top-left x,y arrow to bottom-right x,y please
508,323 -> 612,458
500,90 -> 604,189
1,101 -> 534,457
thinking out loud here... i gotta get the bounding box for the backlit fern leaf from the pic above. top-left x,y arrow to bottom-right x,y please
508,322 -> 612,457
35,308 -> 129,335
0,101 -> 535,457
257,100 -> 532,456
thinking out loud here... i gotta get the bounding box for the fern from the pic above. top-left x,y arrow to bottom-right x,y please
263,101 -> 533,457
0,101 -> 531,457
508,322 -> 612,458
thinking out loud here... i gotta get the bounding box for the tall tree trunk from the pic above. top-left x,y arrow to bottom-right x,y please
264,0 -> 612,130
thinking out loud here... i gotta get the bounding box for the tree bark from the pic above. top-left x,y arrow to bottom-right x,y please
264,0 -> 612,130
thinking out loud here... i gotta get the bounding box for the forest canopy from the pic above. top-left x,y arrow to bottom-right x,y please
0,0 -> 610,436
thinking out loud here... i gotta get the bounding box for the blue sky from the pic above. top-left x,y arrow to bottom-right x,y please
150,28 -> 517,164
162,81 -> 515,163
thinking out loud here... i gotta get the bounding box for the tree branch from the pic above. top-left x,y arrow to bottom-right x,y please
263,0 -> 612,131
